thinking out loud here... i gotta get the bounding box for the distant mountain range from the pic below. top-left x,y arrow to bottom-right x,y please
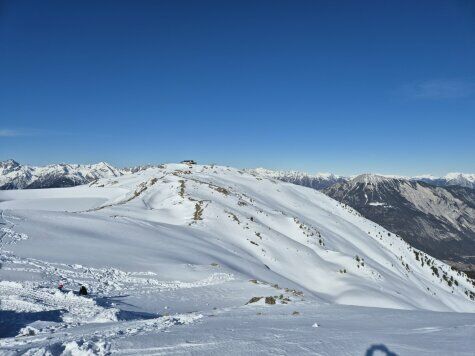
0,159 -> 123,189
2,160 -> 473,191
251,168 -> 475,190
250,168 -> 346,190
415,173 -> 475,190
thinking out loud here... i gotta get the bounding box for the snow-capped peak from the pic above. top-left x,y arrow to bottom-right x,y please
350,173 -> 401,185
0,159 -> 21,170
444,172 -> 475,182
415,172 -> 475,189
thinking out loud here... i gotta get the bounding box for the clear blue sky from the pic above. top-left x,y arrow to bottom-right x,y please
1,0 -> 474,175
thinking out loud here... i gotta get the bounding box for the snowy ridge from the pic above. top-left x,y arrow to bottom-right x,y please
442,172 -> 475,189
444,172 -> 475,182
1,163 -> 475,354
2,163 -> 473,312
350,173 -> 402,186
2,160 -> 474,191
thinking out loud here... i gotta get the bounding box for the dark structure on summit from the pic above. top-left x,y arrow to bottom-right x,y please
181,160 -> 197,165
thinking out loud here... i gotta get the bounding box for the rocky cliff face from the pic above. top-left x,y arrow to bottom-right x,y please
324,174 -> 475,273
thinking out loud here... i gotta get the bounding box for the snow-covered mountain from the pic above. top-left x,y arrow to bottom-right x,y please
1,163 -> 474,354
324,174 -> 475,274
252,168 -> 475,274
1,164 -> 473,311
249,168 -> 347,190
2,160 -> 473,192
416,173 -> 475,190
0,159 -> 124,189
249,168 -> 475,190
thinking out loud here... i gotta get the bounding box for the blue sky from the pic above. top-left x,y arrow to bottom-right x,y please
1,0 -> 474,175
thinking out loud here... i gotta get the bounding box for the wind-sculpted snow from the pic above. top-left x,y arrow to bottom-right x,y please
0,163 -> 474,354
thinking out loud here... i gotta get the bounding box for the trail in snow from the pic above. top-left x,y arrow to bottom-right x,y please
0,210 -> 28,246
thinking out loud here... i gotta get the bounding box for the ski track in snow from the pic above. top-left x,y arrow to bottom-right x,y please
1,252 -> 234,296
0,210 -> 28,246
0,246 -> 230,326
0,210 -> 229,353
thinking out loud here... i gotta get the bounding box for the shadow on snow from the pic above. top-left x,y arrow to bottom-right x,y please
0,310 -> 63,338
94,294 -> 161,321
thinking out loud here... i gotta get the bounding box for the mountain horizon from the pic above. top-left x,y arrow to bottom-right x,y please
1,1 -> 474,354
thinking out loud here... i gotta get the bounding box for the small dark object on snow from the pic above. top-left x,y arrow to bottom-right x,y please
79,286 -> 88,296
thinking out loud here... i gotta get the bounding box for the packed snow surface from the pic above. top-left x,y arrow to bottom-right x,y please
1,163 -> 474,354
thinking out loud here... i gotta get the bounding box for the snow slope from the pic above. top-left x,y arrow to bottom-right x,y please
1,163 -> 474,354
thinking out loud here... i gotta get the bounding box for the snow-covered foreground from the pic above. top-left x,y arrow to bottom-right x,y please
1,163 -> 474,355
2,302 -> 474,355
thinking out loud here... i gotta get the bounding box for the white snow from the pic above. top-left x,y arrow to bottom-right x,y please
251,167 -> 343,180
444,172 -> 475,183
368,202 -> 390,207
1,163 -> 474,354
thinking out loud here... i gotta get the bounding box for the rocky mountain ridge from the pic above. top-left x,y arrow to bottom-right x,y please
324,174 -> 475,274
